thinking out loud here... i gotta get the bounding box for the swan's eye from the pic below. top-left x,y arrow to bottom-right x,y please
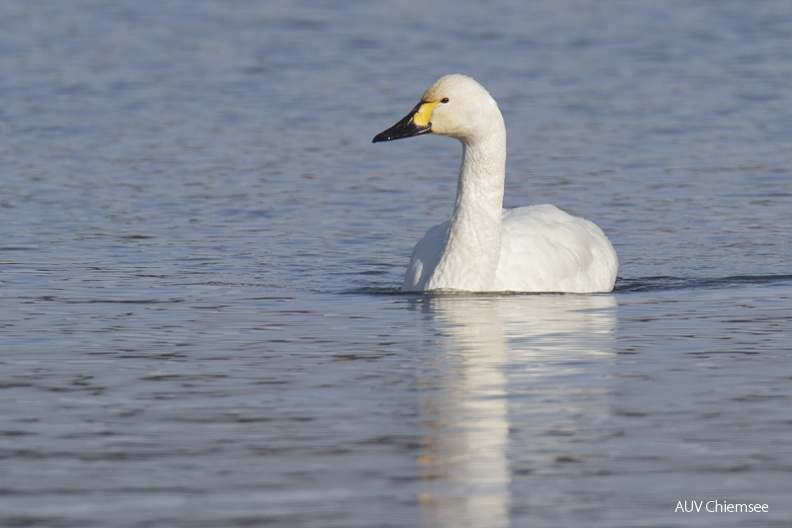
440,98 -> 450,104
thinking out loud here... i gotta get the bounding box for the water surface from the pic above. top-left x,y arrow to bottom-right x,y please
1,1 -> 791,527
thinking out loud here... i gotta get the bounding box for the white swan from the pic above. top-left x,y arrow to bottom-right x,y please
373,74 -> 618,293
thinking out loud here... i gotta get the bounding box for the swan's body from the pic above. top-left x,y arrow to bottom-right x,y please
373,74 -> 618,293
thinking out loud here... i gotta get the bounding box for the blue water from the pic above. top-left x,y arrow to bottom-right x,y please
1,1 -> 791,527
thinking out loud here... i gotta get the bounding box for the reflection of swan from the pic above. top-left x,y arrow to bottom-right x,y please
373,74 -> 618,293
417,294 -> 616,528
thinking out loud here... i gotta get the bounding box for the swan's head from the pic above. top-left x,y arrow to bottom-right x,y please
373,74 -> 502,144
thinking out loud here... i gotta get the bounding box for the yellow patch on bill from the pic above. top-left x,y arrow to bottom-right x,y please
412,101 -> 440,127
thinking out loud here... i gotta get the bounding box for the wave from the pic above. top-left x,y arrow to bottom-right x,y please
615,274 -> 792,293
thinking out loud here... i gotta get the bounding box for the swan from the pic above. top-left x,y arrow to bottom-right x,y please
373,74 -> 618,293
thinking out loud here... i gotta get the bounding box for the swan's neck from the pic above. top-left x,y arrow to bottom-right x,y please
429,126 -> 507,291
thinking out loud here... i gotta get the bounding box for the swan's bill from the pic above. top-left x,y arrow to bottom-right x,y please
372,101 -> 439,143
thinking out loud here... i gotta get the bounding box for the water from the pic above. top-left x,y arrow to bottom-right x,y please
1,1 -> 791,526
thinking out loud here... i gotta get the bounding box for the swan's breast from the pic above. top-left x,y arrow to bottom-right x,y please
402,220 -> 449,292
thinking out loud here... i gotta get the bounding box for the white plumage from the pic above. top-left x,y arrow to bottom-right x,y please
373,74 -> 618,293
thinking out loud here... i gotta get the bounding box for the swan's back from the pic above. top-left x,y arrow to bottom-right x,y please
403,204 -> 617,293
495,205 -> 617,293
